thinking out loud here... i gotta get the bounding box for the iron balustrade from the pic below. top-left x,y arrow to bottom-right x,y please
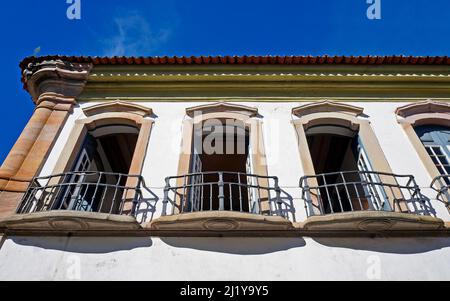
299,170 -> 429,217
430,174 -> 450,206
162,171 -> 284,217
17,171 -> 147,216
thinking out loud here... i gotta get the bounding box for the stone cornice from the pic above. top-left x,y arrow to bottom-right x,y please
83,101 -> 154,117
292,100 -> 364,118
1,210 -> 448,237
395,99 -> 450,118
186,102 -> 258,118
22,59 -> 93,104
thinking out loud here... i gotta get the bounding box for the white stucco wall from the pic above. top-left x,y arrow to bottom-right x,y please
0,236 -> 449,280
35,101 -> 450,222
2,101 -> 449,280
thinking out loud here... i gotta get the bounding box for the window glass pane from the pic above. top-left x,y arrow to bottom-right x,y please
432,147 -> 444,156
415,125 -> 450,176
431,157 -> 439,164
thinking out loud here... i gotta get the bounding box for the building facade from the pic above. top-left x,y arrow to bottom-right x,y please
0,55 -> 449,280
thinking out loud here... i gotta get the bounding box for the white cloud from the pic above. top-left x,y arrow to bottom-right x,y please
103,12 -> 172,56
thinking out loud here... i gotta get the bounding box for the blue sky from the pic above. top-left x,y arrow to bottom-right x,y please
1,0 -> 449,163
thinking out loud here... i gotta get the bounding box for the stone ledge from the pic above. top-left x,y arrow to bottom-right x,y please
148,211 -> 294,232
0,210 -> 141,232
296,211 -> 445,232
0,211 -> 448,237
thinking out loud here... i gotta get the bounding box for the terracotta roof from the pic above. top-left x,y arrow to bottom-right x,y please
19,55 -> 450,92
19,55 -> 450,70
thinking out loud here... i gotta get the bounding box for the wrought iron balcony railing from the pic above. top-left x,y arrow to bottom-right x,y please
17,171 -> 147,216
162,171 -> 284,217
300,170 -> 430,217
430,174 -> 450,206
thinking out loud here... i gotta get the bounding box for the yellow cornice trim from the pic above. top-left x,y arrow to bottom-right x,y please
77,97 -> 450,103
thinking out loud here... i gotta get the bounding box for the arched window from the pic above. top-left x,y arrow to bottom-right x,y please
191,119 -> 251,211
304,123 -> 384,213
415,125 -> 450,179
17,101 -> 154,217
151,102 -> 292,232
293,101 -> 424,216
396,100 -> 450,206
55,124 -> 140,213
163,102 -> 282,217
396,100 -> 450,181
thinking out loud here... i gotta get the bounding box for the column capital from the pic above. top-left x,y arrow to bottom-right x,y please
22,59 -> 92,104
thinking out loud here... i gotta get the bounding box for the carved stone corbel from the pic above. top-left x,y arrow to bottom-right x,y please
0,59 -> 92,218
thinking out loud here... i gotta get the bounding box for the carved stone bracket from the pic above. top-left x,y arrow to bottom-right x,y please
22,59 -> 92,103
0,60 -> 93,218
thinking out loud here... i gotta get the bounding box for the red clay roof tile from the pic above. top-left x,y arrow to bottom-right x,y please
19,54 -> 450,88
19,55 -> 450,70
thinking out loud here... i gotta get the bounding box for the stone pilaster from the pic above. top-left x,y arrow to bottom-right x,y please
0,59 -> 92,218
